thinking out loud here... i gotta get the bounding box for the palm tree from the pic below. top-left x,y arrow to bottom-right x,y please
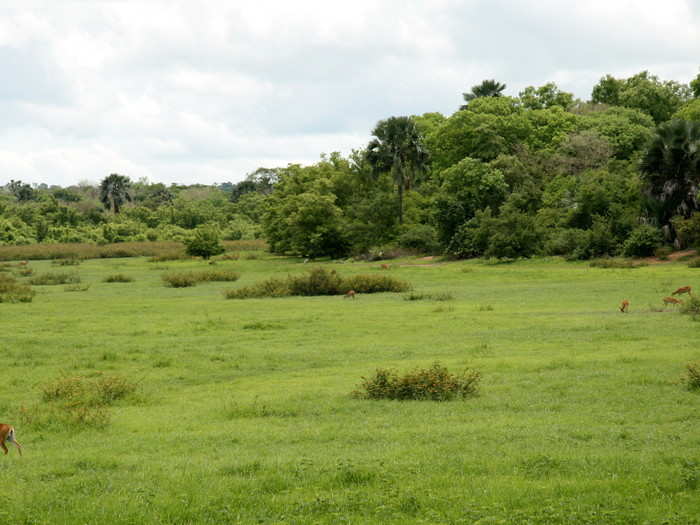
461,79 -> 507,109
641,119 -> 700,229
366,117 -> 429,224
99,173 -> 132,214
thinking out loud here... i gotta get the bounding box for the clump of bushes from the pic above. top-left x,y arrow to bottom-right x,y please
622,225 -> 662,257
52,257 -> 81,266
184,225 -> 225,259
0,274 -> 35,303
162,269 -> 240,287
680,297 -> 700,317
103,274 -> 134,283
403,292 -> 454,301
682,362 -> 700,391
20,373 -> 138,430
224,267 -> 410,299
29,272 -> 81,285
353,363 -> 481,401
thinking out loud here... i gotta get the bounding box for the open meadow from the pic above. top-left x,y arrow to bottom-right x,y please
1,250 -> 699,524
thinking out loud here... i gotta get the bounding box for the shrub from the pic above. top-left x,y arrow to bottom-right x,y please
682,362 -> 700,391
622,225 -> 662,257
353,363 -> 481,401
52,257 -> 81,266
103,274 -> 133,283
162,272 -> 198,288
0,274 -> 35,303
41,373 -> 136,406
184,225 -> 225,259
224,267 -> 410,299
194,269 -> 241,282
28,272 -> 81,285
64,283 -> 91,292
680,297 -> 700,316
397,224 -> 440,253
403,292 -> 454,301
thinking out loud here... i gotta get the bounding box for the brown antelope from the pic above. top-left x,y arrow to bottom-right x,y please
663,296 -> 682,307
380,264 -> 390,270
0,424 -> 22,456
672,286 -> 692,296
619,299 -> 629,313
18,261 -> 28,266
344,290 -> 356,299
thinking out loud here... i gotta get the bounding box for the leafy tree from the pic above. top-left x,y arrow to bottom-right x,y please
433,157 -> 508,245
366,116 -> 429,224
518,83 -> 574,110
690,70 -> 700,98
7,180 -> 35,202
591,71 -> 691,123
580,106 -> 654,159
184,225 -> 225,259
461,79 -> 506,108
99,174 -> 132,214
673,98 -> 700,122
640,119 -> 700,228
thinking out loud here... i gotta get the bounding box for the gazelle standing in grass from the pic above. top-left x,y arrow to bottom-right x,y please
0,424 -> 22,456
619,299 -> 629,313
672,285 -> 692,296
344,290 -> 356,299
663,296 -> 683,307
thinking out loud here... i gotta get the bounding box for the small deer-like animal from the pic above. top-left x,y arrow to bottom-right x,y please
672,285 -> 692,296
663,296 -> 682,307
344,290 -> 356,299
0,424 -> 22,456
380,264 -> 390,270
619,299 -> 629,313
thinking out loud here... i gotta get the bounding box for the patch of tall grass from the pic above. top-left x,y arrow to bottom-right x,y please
0,274 -> 35,302
162,269 -> 241,287
29,272 -> 81,285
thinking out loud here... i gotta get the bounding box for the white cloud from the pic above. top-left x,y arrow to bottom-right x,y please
0,1 -> 698,186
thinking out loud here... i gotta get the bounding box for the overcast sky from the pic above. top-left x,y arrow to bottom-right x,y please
1,1 -> 698,187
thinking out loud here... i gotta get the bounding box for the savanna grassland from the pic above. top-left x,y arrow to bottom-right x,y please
1,250 -> 699,524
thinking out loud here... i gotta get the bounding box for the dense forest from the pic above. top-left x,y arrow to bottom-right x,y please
2,70 -> 700,260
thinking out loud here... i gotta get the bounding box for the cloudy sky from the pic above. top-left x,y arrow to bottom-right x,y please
1,1 -> 698,187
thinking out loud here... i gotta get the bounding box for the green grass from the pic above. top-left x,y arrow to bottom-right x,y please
1,253 -> 699,524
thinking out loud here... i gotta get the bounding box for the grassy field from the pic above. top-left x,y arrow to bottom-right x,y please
1,252 -> 699,524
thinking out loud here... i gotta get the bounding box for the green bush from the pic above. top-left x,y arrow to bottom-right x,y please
193,269 -> 241,282
353,363 -> 481,401
0,274 -> 35,303
682,362 -> 700,390
29,272 -> 80,285
403,292 -> 454,301
397,224 -> 440,253
680,296 -> 700,316
184,225 -> 225,259
224,267 -> 410,299
162,272 -> 198,288
103,273 -> 133,283
623,225 -> 662,257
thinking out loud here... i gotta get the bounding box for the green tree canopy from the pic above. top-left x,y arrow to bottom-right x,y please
518,82 -> 574,110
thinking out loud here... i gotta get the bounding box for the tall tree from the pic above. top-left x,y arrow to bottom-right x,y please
99,174 -> 132,214
366,117 -> 429,224
640,119 -> 700,229
461,79 -> 506,109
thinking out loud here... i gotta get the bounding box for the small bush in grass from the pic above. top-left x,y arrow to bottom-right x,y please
680,297 -> 700,316
185,225 -> 225,259
52,257 -> 81,266
682,362 -> 700,391
353,363 -> 481,401
195,269 -> 240,282
288,267 -> 344,296
224,278 -> 290,299
162,272 -> 198,287
342,273 -> 410,294
29,272 -> 81,285
64,283 -> 90,292
0,274 -> 34,303
103,274 -> 133,283
41,373 -> 136,406
688,258 -> 700,268
403,292 -> 454,301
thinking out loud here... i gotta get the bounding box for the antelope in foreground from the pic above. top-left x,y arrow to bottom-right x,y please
344,290 -> 356,299
619,299 -> 629,313
672,286 -> 692,296
0,424 -> 22,456
663,296 -> 683,307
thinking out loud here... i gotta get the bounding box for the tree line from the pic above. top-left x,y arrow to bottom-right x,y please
2,69 -> 700,260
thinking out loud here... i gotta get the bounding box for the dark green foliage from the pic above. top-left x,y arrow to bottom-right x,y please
641,120 -> 700,229
622,225 -> 662,257
0,273 -> 34,302
397,224 -> 440,253
99,174 -> 132,214
672,212 -> 700,249
162,272 -> 197,288
184,225 -> 225,259
103,274 -> 133,283
680,297 -> 700,317
462,79 -> 506,107
224,267 -> 409,299
29,271 -> 81,285
353,363 -> 481,401
682,362 -> 700,390
403,291 -> 454,301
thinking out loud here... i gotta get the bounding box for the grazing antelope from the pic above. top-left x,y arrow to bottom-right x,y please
380,264 -> 390,270
0,424 -> 22,456
663,296 -> 682,307
344,290 -> 356,299
18,261 -> 28,266
672,286 -> 692,296
619,299 -> 629,313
